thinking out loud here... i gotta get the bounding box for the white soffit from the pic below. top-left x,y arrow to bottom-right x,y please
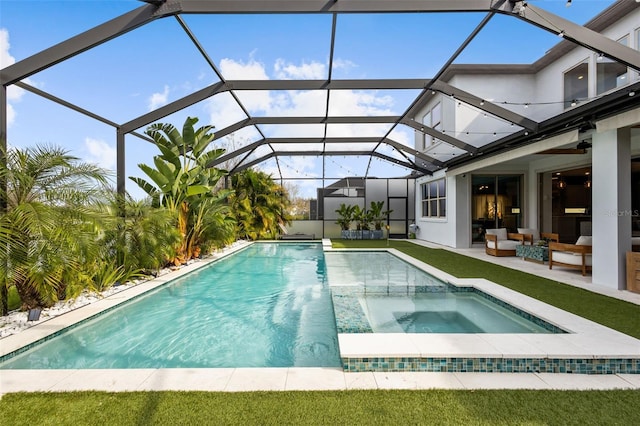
447,129 -> 579,176
596,107 -> 640,133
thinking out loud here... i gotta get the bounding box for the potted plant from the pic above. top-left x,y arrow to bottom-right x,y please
352,205 -> 366,239
361,209 -> 373,239
335,203 -> 356,239
369,201 -> 393,239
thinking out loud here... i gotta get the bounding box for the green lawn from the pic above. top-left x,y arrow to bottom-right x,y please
2,390 -> 639,425
332,239 -> 640,339
2,239 -> 639,424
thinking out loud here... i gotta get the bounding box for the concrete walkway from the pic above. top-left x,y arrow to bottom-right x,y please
1,367 -> 638,393
408,239 -> 640,306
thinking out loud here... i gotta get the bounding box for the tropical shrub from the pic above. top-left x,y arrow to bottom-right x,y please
130,116 -> 233,263
0,145 -> 109,311
230,169 -> 291,240
96,191 -> 181,275
335,203 -> 356,231
369,201 -> 393,230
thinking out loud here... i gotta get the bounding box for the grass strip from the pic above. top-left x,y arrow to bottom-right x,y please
332,240 -> 640,339
2,389 -> 639,426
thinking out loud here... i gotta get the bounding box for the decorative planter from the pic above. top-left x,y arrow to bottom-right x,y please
341,230 -> 350,239
362,230 -> 371,239
372,230 -> 383,239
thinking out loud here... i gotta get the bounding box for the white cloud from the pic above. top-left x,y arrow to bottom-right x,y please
6,104 -> 15,127
333,58 -> 357,73
1,29 -> 28,127
84,137 -> 117,170
0,28 -> 14,69
274,59 -> 326,79
148,85 -> 170,111
220,57 -> 269,80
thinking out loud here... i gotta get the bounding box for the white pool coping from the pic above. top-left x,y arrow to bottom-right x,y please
1,240 -> 639,394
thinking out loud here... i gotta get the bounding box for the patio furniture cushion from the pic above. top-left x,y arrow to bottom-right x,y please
486,239 -> 521,250
551,251 -> 593,266
517,228 -> 540,241
576,236 -> 592,246
485,228 -> 508,240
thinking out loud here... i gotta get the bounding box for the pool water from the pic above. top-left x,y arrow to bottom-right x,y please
1,243 -> 341,369
327,252 -> 561,334
2,246 -> 564,370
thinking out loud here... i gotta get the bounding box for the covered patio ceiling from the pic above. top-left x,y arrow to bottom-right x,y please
2,0 -> 640,195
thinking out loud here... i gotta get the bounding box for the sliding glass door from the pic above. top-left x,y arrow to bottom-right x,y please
471,175 -> 523,243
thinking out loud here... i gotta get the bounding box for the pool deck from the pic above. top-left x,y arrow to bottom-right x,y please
1,239 -> 640,394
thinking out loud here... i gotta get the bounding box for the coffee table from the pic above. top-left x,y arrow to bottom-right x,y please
515,244 -> 549,263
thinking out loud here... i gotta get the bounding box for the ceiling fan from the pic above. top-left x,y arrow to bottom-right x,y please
537,140 -> 591,155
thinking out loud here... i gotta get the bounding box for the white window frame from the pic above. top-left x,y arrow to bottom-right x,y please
421,178 -> 446,218
421,102 -> 442,149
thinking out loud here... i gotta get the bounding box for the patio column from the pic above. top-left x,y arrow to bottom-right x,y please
591,128 -> 631,290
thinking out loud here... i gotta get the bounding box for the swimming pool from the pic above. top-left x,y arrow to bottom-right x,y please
2,243 -> 639,375
0,243 -> 341,369
326,252 -> 563,334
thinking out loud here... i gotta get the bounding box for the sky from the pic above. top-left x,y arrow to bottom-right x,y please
0,0 -> 618,199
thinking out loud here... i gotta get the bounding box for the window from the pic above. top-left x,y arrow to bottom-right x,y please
596,35 -> 629,95
421,102 -> 442,149
564,60 -> 589,108
421,178 -> 446,218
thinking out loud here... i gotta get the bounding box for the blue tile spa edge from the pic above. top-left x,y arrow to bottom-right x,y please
342,357 -> 640,374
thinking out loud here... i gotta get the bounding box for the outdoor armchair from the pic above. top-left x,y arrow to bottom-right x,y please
485,228 -> 526,257
549,236 -> 592,276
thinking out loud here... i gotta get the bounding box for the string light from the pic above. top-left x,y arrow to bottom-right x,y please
418,127 -> 519,137
429,88 -> 606,109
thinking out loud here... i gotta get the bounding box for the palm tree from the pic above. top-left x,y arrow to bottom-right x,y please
130,116 -> 232,263
0,145 -> 109,311
230,169 -> 291,240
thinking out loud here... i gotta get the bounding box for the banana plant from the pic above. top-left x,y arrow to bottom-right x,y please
369,201 -> 393,230
335,203 -> 356,231
130,117 -> 230,263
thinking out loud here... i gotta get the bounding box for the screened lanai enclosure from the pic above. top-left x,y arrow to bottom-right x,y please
2,0 -> 640,237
